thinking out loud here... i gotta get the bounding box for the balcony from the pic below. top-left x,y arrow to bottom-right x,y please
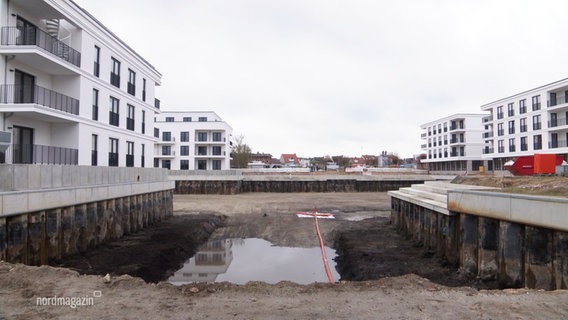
483,131 -> 493,139
483,147 -> 494,154
12,144 -> 78,165
1,26 -> 81,68
0,84 -> 79,115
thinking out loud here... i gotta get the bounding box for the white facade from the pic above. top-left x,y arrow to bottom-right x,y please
481,78 -> 568,169
154,111 -> 232,170
0,0 -> 161,167
420,113 -> 487,172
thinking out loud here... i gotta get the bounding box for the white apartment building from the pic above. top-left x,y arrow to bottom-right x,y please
481,78 -> 568,170
420,113 -> 488,172
0,0 -> 161,167
154,111 -> 232,170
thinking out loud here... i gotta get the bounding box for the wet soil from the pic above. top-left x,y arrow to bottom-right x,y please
56,214 -> 226,283
57,192 -> 485,288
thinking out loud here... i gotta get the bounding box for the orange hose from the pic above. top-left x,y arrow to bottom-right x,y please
312,207 -> 334,283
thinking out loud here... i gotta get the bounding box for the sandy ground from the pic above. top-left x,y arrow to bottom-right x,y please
0,192 -> 567,319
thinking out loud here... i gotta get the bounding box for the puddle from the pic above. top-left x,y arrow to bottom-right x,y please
336,210 -> 391,221
168,238 -> 340,285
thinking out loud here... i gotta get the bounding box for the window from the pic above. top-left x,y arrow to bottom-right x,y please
507,103 -> 514,117
127,104 -> 135,131
142,78 -> 146,102
197,160 -> 207,170
443,123 -> 447,132
141,110 -> 146,134
128,69 -> 136,95
183,117 -> 192,122
533,134 -> 542,150
162,145 -> 172,155
437,124 -> 441,134
212,160 -> 221,170
550,92 -> 557,107
109,97 -> 119,126
162,131 -> 171,142
520,118 -> 527,132
180,131 -> 190,142
531,95 -> 540,111
92,89 -> 99,120
94,46 -> 100,77
497,123 -> 504,136
141,144 -> 145,168
198,117 -> 207,122
212,132 -> 222,142
519,99 -> 526,114
109,138 -> 118,167
162,160 -> 171,170
532,115 -> 541,130
197,146 -> 207,155
180,160 -> 189,170
520,136 -> 528,151
126,141 -> 134,167
496,106 -> 503,119
551,133 -> 559,148
91,134 -> 98,166
508,120 -> 515,134
111,57 -> 121,88
498,140 -> 504,153
212,146 -> 222,155
180,146 -> 189,156
508,138 -> 515,152
197,132 -> 207,142
550,113 -> 558,127
165,117 -> 174,122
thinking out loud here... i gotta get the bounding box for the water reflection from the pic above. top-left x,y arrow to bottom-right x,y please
168,238 -> 339,285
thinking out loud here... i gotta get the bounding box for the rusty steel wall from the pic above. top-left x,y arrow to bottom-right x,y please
0,190 -> 173,266
391,196 -> 568,290
175,179 -> 425,194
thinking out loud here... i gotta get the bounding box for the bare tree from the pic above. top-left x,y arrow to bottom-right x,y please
230,134 -> 252,168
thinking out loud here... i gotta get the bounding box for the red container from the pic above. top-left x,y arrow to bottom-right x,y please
534,154 -> 557,175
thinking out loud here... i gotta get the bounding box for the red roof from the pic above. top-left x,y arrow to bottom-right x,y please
280,153 -> 299,164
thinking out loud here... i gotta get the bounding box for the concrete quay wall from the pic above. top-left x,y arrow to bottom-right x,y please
391,192 -> 568,290
0,165 -> 174,265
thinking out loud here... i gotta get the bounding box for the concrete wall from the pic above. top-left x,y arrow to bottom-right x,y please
0,165 -> 168,191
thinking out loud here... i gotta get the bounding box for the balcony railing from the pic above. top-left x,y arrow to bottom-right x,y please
0,84 -> 79,115
549,118 -> 567,128
483,147 -> 494,154
1,26 -> 81,67
108,152 -> 119,167
12,144 -> 78,165
549,140 -> 568,148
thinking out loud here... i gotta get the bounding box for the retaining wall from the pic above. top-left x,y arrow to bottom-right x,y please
391,192 -> 568,290
0,164 -> 174,265
175,179 -> 428,194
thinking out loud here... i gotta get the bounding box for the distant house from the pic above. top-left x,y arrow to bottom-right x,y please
280,153 -> 300,167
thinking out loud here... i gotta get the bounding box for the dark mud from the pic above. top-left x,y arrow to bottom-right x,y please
54,214 -> 225,283
334,216 -> 498,289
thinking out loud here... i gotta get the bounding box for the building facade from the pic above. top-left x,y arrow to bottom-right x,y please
0,0 -> 161,167
154,111 -> 232,170
420,113 -> 488,172
481,78 -> 568,170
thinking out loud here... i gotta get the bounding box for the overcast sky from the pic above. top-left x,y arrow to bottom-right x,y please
74,0 -> 568,158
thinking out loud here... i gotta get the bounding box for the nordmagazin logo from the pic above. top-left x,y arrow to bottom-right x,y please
36,291 -> 101,309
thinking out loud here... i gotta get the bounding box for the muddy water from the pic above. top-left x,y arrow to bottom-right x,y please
169,238 -> 340,285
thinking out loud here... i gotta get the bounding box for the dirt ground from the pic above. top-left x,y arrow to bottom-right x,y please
0,191 -> 567,319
